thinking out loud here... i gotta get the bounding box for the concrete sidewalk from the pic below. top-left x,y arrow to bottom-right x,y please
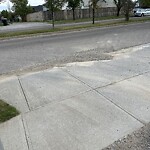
0,44 -> 150,150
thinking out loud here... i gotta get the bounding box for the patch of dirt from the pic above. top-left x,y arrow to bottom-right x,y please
0,49 -> 113,78
103,123 -> 150,150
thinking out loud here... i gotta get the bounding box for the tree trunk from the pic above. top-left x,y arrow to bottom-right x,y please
117,7 -> 121,16
51,10 -> 55,29
73,8 -> 75,20
51,0 -> 55,29
89,6 -> 91,18
92,8 -> 95,24
125,12 -> 129,21
125,0 -> 130,21
22,15 -> 27,22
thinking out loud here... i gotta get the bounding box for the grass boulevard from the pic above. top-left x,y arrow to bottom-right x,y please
0,16 -> 150,39
0,100 -> 19,123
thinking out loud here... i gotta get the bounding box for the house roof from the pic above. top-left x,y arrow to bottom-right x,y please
83,0 -> 116,8
32,5 -> 43,12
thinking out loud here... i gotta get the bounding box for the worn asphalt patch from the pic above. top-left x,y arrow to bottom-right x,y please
0,48 -> 112,77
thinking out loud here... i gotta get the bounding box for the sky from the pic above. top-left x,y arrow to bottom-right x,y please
0,0 -> 45,11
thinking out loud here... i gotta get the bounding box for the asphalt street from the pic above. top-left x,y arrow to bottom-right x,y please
0,22 -> 150,75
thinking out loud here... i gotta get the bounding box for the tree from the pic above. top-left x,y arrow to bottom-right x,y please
1,10 -> 15,22
67,0 -> 83,20
10,0 -> 30,21
89,0 -> 106,24
1,10 -> 9,18
45,0 -> 64,28
113,0 -> 125,16
113,0 -> 136,21
27,5 -> 33,14
139,0 -> 150,7
123,0 -> 136,21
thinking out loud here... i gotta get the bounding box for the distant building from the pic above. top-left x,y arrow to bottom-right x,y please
31,0 -> 115,12
32,5 -> 48,12
83,0 -> 116,8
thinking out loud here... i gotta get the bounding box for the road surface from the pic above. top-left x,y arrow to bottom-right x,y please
0,22 -> 150,75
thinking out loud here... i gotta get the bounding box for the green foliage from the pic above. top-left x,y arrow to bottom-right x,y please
89,0 -> 106,24
113,0 -> 136,17
67,0 -> 83,20
1,10 -> 9,18
90,0 -> 103,9
113,0 -> 125,16
27,5 -> 33,14
0,10 -> 14,20
45,0 -> 65,28
45,0 -> 64,11
67,0 -> 83,9
0,100 -> 19,123
123,0 -> 136,21
139,0 -> 150,7
113,0 -> 125,7
10,0 -> 31,21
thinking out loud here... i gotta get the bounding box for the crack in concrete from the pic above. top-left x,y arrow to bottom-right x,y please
21,115 -> 32,150
62,67 -> 148,125
17,77 -> 31,111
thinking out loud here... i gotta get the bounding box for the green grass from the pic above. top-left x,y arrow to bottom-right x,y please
0,100 -> 19,123
0,17 -> 150,39
48,16 -> 124,24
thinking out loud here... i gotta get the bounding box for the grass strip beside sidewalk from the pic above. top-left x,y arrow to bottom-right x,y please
0,100 -> 19,123
49,16 -> 124,24
0,17 -> 150,39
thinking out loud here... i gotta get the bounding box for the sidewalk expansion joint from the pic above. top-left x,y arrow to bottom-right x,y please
62,67 -> 150,92
95,90 -> 145,125
17,76 -> 31,111
94,70 -> 150,90
24,88 -> 92,114
62,69 -> 147,125
61,68 -> 94,90
21,115 -> 31,150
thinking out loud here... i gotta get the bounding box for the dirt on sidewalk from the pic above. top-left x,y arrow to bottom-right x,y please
103,123 -> 150,150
